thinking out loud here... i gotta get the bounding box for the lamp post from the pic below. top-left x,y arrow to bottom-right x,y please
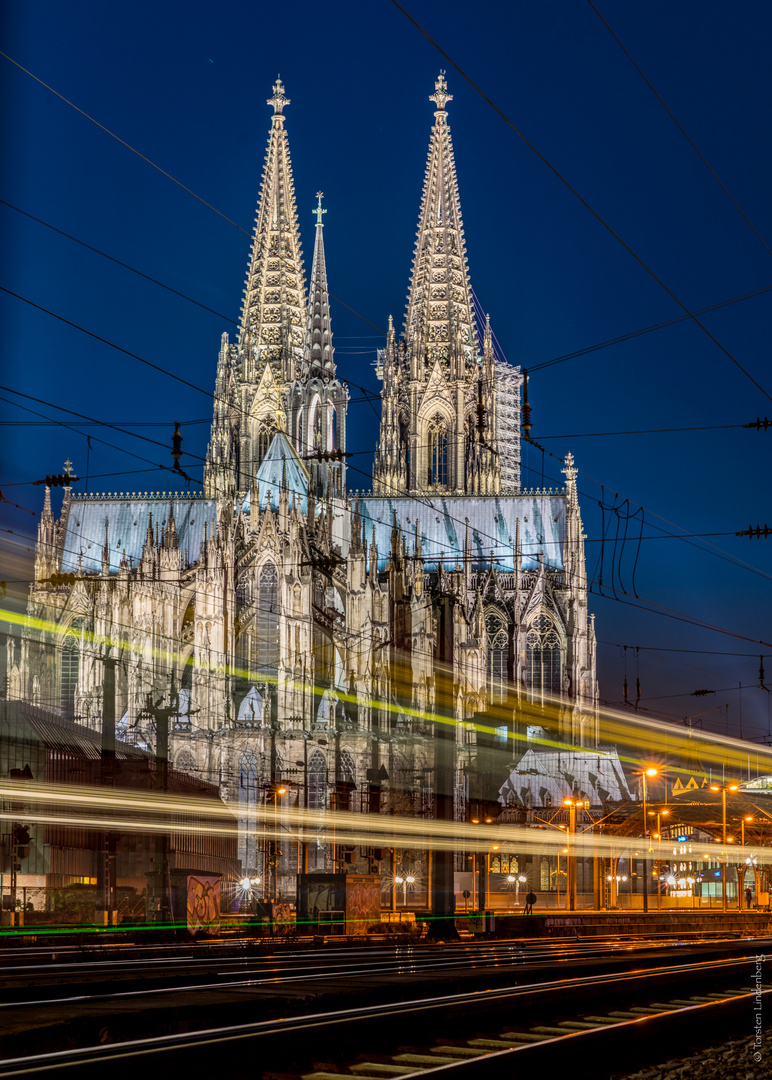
742,815 -> 752,850
640,768 -> 658,913
710,782 -> 738,912
270,785 -> 287,903
648,808 -> 669,908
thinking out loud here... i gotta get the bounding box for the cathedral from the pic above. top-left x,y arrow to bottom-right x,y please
8,74 -> 599,905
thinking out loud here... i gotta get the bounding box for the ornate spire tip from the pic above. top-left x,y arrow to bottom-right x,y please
268,76 -> 290,116
429,70 -> 452,112
313,191 -> 327,226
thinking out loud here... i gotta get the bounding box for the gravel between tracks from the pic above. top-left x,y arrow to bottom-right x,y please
612,1025 -> 771,1079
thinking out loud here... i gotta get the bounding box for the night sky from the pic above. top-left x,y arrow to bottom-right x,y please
3,1 -> 772,743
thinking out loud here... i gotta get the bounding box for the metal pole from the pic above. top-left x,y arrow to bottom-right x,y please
722,789 -> 727,913
642,774 -> 649,914
657,813 -> 662,910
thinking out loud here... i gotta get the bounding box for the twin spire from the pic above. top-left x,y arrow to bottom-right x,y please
238,77 -> 306,385
404,71 -> 477,367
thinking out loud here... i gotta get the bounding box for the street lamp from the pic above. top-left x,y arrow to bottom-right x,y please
742,815 -> 753,849
710,782 -> 739,912
639,767 -> 658,913
269,786 -> 287,903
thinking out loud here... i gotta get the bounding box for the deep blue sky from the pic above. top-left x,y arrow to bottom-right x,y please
2,0 -> 772,742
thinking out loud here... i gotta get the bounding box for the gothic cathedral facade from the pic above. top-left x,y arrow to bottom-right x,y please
9,75 -> 599,893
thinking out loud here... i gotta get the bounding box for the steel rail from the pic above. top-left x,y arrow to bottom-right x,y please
0,956 -> 764,1076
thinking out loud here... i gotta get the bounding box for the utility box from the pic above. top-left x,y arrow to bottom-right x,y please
297,873 -> 380,935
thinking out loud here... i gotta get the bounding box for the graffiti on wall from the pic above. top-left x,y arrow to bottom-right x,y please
186,875 -> 221,935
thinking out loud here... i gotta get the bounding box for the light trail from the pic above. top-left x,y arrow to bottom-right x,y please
5,603 -> 772,782
1,780 -> 769,862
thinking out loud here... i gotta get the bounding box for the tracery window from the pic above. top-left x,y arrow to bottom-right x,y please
239,750 -> 259,873
176,750 -> 196,774
255,563 -> 279,677
60,633 -> 79,716
255,424 -> 270,470
427,413 -> 448,488
540,856 -> 551,891
308,749 -> 327,811
485,610 -> 509,703
340,749 -> 355,785
525,612 -> 562,701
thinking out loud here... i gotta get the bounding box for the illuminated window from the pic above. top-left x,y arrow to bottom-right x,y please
308,749 -> 327,811
340,749 -> 356,786
60,633 -> 78,716
428,413 -> 448,487
255,563 -> 279,677
239,750 -> 259,873
540,857 -> 550,891
485,610 -> 509,703
525,613 -> 562,700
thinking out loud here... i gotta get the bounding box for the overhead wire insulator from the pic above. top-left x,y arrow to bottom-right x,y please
736,524 -> 772,538
171,422 -> 183,472
521,368 -> 532,439
743,417 -> 772,430
33,473 -> 79,487
691,688 -> 715,697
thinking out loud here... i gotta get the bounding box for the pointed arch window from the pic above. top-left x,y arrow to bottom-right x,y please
308,749 -> 327,811
525,612 -> 562,701
175,750 -> 196,775
255,424 -> 271,470
340,749 -> 355,786
239,750 -> 260,873
428,413 -> 448,487
60,633 -> 79,716
485,610 -> 509,703
255,563 -> 279,677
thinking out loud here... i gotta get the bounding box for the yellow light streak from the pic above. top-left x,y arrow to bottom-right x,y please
2,780 -> 770,863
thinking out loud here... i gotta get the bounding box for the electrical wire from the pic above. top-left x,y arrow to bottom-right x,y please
585,0 -> 772,260
389,1 -> 772,404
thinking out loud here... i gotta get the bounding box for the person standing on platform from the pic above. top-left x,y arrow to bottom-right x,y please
746,886 -> 753,909
524,890 -> 537,915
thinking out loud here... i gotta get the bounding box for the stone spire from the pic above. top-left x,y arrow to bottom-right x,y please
373,74 -> 499,496
303,192 -> 335,381
205,78 -> 307,497
288,193 -> 349,501
403,71 -> 476,365
239,77 -> 306,384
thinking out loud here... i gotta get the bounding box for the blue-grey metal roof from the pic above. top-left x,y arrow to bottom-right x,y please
358,494 -> 565,572
61,495 -> 216,574
244,430 -> 309,515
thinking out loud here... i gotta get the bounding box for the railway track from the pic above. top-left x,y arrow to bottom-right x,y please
0,933 -> 760,1005
0,955 -> 767,1077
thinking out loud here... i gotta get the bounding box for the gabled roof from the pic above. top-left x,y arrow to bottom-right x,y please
358,493 -> 565,572
62,496 -> 216,574
246,430 -> 309,514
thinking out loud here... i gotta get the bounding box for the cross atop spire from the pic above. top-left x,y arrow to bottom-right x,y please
429,71 -> 452,113
313,191 -> 326,227
304,192 -> 334,380
267,76 -> 290,117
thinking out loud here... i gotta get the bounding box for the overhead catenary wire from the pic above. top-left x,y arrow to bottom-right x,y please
389,0 -> 772,405
585,0 -> 772,260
